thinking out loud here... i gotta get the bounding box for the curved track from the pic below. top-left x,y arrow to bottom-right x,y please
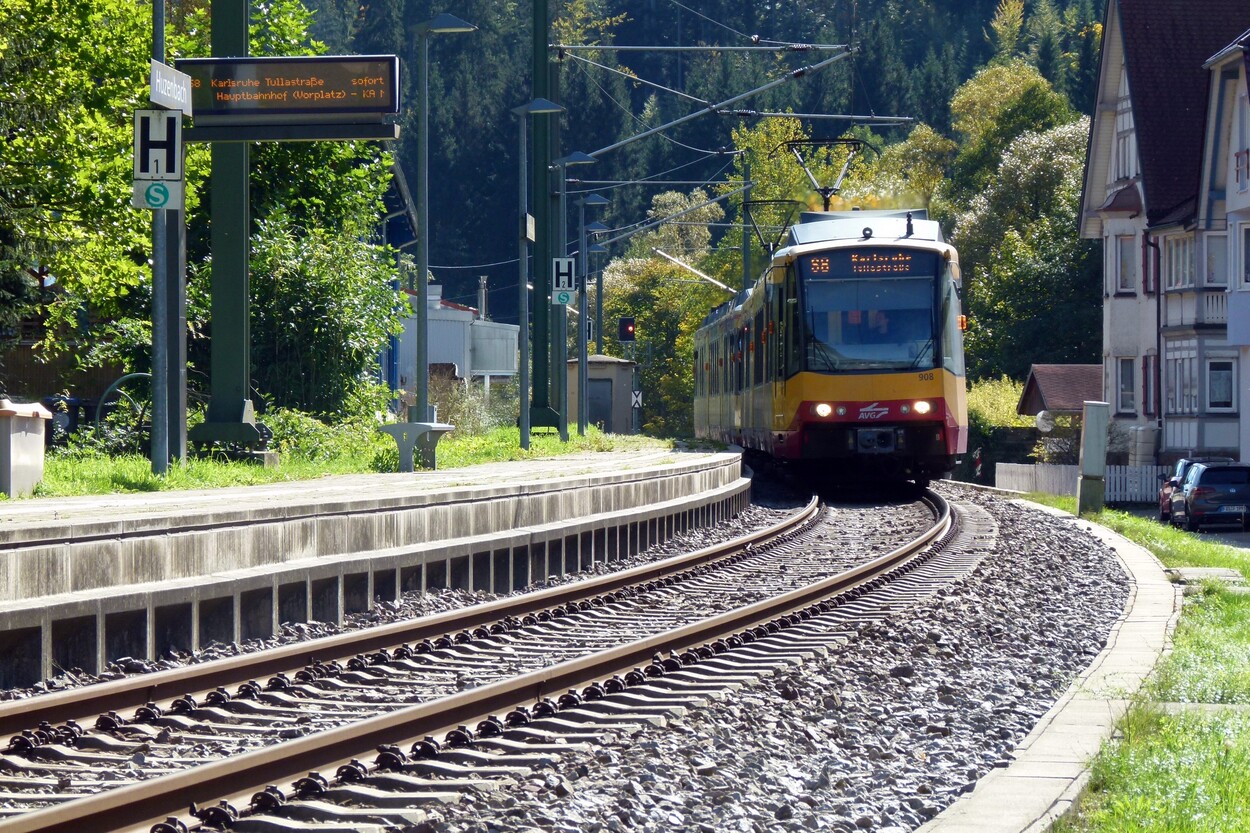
0,492 -> 958,833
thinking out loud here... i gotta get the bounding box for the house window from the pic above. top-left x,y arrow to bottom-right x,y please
1165,236 -> 1194,289
1244,227 -> 1250,289
1142,355 -> 1156,417
1116,235 -> 1136,293
1166,353 -> 1200,415
1207,360 -> 1235,412
1117,357 -> 1136,414
1113,73 -> 1137,181
1239,94 -> 1249,192
1205,235 -> 1228,286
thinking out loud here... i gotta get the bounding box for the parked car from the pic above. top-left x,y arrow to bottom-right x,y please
1157,456 -> 1234,522
1170,462 -> 1250,532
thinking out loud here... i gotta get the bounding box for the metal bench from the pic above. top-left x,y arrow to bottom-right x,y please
377,422 -> 455,471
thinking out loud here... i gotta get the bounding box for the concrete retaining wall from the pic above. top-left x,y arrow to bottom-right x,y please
0,453 -> 749,688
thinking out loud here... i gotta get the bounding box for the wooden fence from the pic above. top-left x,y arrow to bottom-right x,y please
995,463 -> 1167,503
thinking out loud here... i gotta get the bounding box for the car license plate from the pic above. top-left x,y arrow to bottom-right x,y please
1220,505 -> 1248,513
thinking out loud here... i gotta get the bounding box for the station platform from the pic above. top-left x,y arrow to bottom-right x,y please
0,449 -> 749,687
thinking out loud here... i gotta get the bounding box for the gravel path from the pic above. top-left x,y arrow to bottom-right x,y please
408,483 -> 1129,833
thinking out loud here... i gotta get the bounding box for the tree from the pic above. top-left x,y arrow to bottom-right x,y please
954,118 -> 1100,379
599,253 -> 724,437
246,213 -> 401,413
945,59 -> 1073,205
849,124 -> 958,210
0,0 -> 153,374
986,0 -> 1026,62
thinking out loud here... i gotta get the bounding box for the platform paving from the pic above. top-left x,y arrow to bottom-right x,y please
917,501 -> 1179,833
0,449 -> 749,687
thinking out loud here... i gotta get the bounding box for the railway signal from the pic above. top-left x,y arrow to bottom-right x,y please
618,317 -> 636,342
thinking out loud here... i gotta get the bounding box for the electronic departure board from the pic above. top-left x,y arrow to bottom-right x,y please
177,55 -> 400,121
802,249 -> 937,278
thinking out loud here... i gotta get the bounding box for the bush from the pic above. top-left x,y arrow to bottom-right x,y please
426,375 -> 517,435
262,406 -> 388,465
955,376 -> 1037,484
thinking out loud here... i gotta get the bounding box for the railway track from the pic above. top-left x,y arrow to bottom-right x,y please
0,490 -> 976,833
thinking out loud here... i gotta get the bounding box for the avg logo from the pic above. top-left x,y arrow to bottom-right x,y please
858,402 -> 889,420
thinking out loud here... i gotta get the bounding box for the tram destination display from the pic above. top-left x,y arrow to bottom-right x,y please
177,55 -> 399,122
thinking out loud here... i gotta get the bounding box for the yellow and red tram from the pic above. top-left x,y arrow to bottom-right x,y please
694,210 -> 968,487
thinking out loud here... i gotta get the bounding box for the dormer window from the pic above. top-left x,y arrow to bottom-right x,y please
1113,73 -> 1138,182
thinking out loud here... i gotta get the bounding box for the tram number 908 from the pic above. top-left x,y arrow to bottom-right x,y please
918,371 -> 935,382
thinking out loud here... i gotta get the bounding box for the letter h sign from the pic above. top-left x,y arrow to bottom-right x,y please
133,110 -> 181,181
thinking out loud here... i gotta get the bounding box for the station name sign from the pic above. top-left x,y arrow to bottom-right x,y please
176,55 -> 400,122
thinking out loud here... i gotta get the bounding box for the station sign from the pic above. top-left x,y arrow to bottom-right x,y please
133,110 -> 182,180
176,55 -> 400,122
150,60 -> 192,115
552,257 -> 576,292
132,179 -> 183,210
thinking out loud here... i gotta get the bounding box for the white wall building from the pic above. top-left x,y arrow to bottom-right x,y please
1209,33 -> 1250,461
395,284 -> 519,399
1081,2 -> 1250,464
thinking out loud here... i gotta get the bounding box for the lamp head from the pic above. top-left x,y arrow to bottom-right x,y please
554,151 -> 596,166
421,13 -> 476,33
513,98 -> 565,116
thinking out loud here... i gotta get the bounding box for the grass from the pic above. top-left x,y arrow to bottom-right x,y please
1053,705 -> 1250,832
1151,586 -> 1250,705
1022,492 -> 1250,831
25,427 -> 672,498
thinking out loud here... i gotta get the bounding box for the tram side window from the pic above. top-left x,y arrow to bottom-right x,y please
730,330 -> 740,390
693,349 -> 701,396
940,277 -> 965,375
753,310 -> 764,385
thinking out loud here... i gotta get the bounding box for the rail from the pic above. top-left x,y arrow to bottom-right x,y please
0,493 -> 953,833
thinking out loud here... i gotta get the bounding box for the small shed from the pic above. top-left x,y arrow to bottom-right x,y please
1016,364 -> 1103,416
567,355 -> 636,434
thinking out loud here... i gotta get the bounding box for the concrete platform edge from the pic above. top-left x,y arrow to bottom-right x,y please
915,497 -> 1179,833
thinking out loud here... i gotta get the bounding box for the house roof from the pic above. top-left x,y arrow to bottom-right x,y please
1116,0 -> 1250,225
1017,364 -> 1104,416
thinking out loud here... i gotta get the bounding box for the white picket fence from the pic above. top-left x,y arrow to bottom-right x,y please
995,463 -> 1168,503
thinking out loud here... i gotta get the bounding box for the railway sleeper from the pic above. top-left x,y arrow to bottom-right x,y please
257,799 -> 427,825
361,770 -> 506,793
320,784 -> 463,806
540,705 -> 669,727
474,734 -> 594,753
399,758 -> 533,779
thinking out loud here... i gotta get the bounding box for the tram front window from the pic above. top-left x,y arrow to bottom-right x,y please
799,249 -> 940,372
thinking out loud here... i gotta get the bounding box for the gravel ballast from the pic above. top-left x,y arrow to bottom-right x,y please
410,483 -> 1131,833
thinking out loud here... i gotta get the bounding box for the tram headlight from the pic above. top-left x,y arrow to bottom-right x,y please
835,405 -> 847,416
913,400 -> 932,415
814,403 -> 833,418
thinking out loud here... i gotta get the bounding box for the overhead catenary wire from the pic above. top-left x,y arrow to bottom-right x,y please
563,52 -> 708,105
586,49 -> 855,160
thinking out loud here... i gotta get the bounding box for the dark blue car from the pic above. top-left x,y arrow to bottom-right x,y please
1170,462 -> 1250,532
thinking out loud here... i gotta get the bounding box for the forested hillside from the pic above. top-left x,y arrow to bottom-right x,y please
0,0 -> 1104,433
306,0 -> 1101,320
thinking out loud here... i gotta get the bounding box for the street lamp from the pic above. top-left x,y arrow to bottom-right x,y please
514,99 -> 566,450
577,194 -> 609,436
552,151 -> 596,442
416,13 -> 476,424
584,219 -> 610,355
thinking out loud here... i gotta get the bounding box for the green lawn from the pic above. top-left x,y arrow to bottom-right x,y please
1026,494 -> 1250,831
23,427 -> 671,498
